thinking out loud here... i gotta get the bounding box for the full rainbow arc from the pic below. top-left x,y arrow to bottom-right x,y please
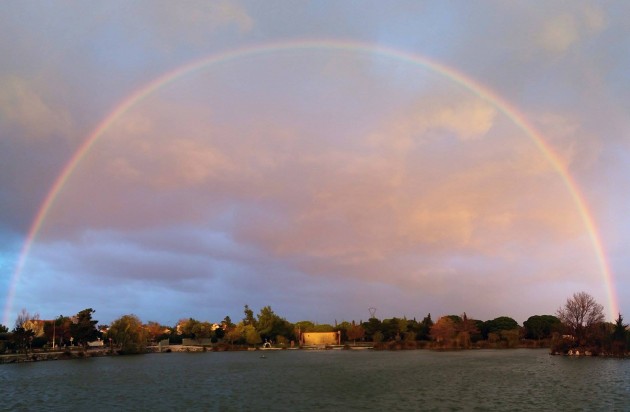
2,39 -> 618,325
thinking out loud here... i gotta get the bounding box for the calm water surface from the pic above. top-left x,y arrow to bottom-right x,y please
1,349 -> 629,411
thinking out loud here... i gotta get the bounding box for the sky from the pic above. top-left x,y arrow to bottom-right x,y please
2,1 -> 629,327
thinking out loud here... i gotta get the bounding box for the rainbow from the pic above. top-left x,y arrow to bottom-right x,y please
2,39 -> 618,325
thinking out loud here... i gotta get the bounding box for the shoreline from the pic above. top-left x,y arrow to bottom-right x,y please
2,344 -> 627,365
0,348 -> 112,364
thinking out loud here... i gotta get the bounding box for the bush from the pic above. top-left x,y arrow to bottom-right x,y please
31,336 -> 48,349
550,334 -> 577,354
403,340 -> 417,350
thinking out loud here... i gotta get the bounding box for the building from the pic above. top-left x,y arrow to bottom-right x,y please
301,331 -> 341,346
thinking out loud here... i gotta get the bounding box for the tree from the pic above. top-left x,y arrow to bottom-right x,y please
45,316 -> 72,347
457,313 -> 479,334
523,315 -> 561,340
15,308 -> 32,328
177,318 -> 192,336
70,308 -> 99,347
403,330 -> 417,342
244,324 -> 261,346
310,324 -> 335,332
611,313 -> 628,354
176,319 -> 218,341
222,316 -> 234,330
191,321 -> 214,339
480,316 -> 519,340
487,316 -> 518,332
214,325 -> 225,342
145,321 -> 170,343
243,305 -> 256,327
108,314 -> 147,354
346,322 -> 365,345
612,313 -> 627,341
500,329 -> 520,348
381,318 -> 403,341
226,324 -> 244,345
336,321 -> 352,342
0,324 -> 8,333
0,328 -> 9,354
16,308 -> 42,336
362,317 -> 382,341
256,306 -> 293,342
10,327 -> 33,354
294,320 -> 315,332
417,314 -> 434,341
446,315 -> 463,325
557,292 -> 605,343
380,317 -> 408,341
12,309 -> 37,354
430,317 -> 456,347
455,313 -> 479,349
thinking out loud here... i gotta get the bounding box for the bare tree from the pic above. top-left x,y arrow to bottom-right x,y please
15,308 -> 37,329
557,292 -> 605,343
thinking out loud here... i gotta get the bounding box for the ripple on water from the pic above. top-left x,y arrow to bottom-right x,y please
1,349 -> 629,410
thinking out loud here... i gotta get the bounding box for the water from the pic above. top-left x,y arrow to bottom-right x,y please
1,349 -> 629,411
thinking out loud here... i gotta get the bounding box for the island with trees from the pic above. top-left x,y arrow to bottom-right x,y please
0,291 -> 627,363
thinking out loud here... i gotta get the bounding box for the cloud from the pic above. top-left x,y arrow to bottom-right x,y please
537,5 -> 607,54
538,14 -> 580,54
105,138 -> 235,189
38,60 -> 590,286
532,111 -> 603,171
4,1 -> 627,324
170,0 -> 254,33
141,0 -> 254,50
580,3 -> 607,33
213,0 -> 255,32
369,97 -> 497,152
0,75 -> 73,140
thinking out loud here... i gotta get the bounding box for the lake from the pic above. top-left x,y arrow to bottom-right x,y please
1,349 -> 628,411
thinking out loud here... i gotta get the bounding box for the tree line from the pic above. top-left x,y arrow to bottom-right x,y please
1,292 -> 627,356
